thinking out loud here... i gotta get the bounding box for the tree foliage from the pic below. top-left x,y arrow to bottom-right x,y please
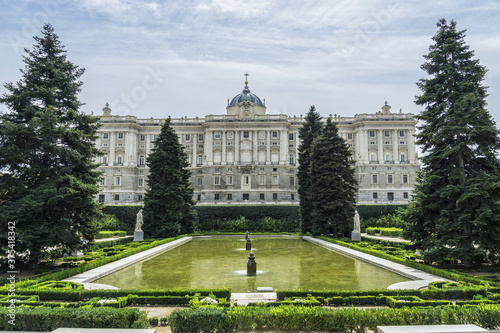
309,118 -> 357,237
143,117 -> 197,238
406,19 -> 500,266
297,106 -> 323,233
0,24 -> 102,265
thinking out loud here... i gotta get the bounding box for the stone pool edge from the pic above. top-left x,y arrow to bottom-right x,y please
303,236 -> 450,290
63,237 -> 192,285
64,235 -> 449,290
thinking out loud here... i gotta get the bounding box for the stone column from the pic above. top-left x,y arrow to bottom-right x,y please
235,130 -> 240,164
222,130 -> 226,165
266,130 -> 271,164
280,130 -> 287,164
377,130 -> 384,163
253,130 -> 258,163
109,132 -> 116,165
408,129 -> 416,163
192,133 -> 197,167
393,129 -> 399,164
206,130 -> 213,165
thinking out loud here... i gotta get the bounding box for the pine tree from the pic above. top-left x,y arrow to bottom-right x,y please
143,117 -> 197,238
0,24 -> 102,266
309,117 -> 357,237
406,19 -> 500,266
297,106 -> 323,234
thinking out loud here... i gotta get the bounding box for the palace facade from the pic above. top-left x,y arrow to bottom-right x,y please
94,80 -> 419,205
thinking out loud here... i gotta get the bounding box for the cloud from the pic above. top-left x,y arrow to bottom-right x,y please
80,0 -> 162,22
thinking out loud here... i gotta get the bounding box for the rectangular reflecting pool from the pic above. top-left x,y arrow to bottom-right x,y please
95,238 -> 410,292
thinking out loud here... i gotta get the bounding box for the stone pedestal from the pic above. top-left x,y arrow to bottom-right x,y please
351,231 -> 362,242
71,250 -> 84,258
134,231 -> 144,242
246,239 -> 252,251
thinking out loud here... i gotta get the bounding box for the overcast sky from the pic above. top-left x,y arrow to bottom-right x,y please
1,0 -> 499,124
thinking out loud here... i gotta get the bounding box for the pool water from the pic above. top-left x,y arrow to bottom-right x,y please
95,238 -> 410,292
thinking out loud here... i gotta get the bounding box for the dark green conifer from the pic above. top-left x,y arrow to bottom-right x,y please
406,19 -> 500,266
310,117 -> 357,237
143,117 -> 197,238
297,106 -> 323,234
0,24 -> 102,266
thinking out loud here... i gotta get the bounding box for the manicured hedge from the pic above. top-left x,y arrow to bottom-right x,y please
94,230 -> 128,239
366,227 -> 404,237
0,307 -> 148,331
102,205 -> 142,232
357,204 -> 408,220
170,304 -> 500,332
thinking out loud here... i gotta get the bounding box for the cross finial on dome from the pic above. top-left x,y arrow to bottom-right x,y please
244,71 -> 249,88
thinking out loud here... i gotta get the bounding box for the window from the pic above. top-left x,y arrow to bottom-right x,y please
402,175 -> 408,184
289,154 -> 295,165
399,130 -> 405,137
243,193 -> 249,200
117,132 -> 124,139
214,131 -> 221,139
140,135 -> 145,141
272,131 -> 278,138
214,193 -> 220,200
102,156 -> 108,165
347,133 -> 353,140
227,193 -> 232,200
291,194 -> 295,200
214,176 -> 220,185
98,194 -> 105,203
403,192 -> 409,199
400,154 -> 406,162
138,195 -> 143,201
388,192 -> 394,201
290,177 -> 295,186
185,134 -> 191,141
243,131 -> 249,138
139,156 -> 145,166
198,134 -> 204,141
373,192 -> 378,199
198,155 -> 203,166
272,175 -> 278,185
114,194 -> 120,201
369,130 -> 375,137
273,193 -> 278,200
117,156 -> 122,165
385,154 -> 392,162
115,177 -> 121,186
273,167 -> 278,172
138,178 -> 144,187
197,177 -> 203,186
153,134 -> 158,141
197,194 -> 202,201
384,131 -> 390,137
103,133 -> 109,139
243,175 -> 250,185
99,177 -> 106,186
259,175 -> 266,185
260,193 -> 265,200
289,133 -> 294,140
372,175 -> 378,184
387,175 -> 393,184
226,175 -> 233,185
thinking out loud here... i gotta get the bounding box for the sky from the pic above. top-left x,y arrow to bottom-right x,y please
1,0 -> 500,124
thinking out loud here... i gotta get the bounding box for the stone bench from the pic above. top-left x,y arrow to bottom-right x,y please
377,324 -> 488,333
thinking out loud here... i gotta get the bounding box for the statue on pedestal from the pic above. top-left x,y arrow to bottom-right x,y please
351,210 -> 362,242
134,209 -> 144,242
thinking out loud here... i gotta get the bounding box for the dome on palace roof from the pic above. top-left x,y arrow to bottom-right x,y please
228,81 -> 264,107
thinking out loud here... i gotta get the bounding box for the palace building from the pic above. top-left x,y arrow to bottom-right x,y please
94,78 -> 419,205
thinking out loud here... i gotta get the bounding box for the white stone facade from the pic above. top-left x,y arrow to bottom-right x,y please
94,82 -> 419,205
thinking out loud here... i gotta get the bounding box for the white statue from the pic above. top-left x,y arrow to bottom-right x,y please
135,209 -> 143,232
353,210 -> 360,233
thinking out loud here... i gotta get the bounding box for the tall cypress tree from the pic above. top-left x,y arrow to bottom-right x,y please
406,19 -> 500,266
310,118 -> 357,237
0,24 -> 102,266
143,117 -> 197,238
297,106 -> 323,234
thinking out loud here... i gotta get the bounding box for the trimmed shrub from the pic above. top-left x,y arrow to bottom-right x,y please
0,307 -> 148,331
169,307 -> 231,333
95,230 -> 127,239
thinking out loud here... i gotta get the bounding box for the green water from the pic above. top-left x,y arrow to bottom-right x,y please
95,238 -> 410,292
